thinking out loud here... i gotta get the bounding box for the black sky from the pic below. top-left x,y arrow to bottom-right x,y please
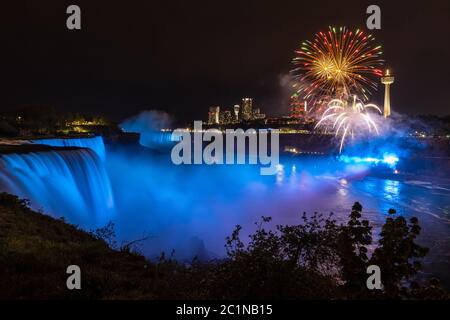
3,0 -> 450,122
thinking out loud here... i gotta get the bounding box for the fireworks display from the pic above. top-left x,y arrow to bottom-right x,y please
291,26 -> 384,112
315,95 -> 382,153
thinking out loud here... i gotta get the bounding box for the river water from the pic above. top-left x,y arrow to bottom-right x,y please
1,136 -> 449,288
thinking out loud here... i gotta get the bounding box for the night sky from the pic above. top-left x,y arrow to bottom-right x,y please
3,0 -> 450,122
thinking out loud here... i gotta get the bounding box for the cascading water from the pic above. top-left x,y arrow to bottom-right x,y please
0,142 -> 114,227
32,136 -> 106,160
139,131 -> 181,148
119,110 -> 181,149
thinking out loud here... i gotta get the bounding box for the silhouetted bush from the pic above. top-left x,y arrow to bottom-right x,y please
0,192 -> 448,299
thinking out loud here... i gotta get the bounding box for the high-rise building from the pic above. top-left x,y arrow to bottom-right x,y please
233,105 -> 240,122
208,106 -> 220,124
221,110 -> 233,124
207,99 -> 266,125
241,98 -> 253,121
290,93 -> 307,120
252,108 -> 266,120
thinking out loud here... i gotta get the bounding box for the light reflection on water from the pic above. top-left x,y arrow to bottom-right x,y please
2,140 -> 449,287
383,179 -> 401,202
104,145 -> 450,266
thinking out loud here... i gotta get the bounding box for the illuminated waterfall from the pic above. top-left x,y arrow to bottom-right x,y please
139,131 -> 181,148
0,146 -> 114,227
32,136 -> 106,160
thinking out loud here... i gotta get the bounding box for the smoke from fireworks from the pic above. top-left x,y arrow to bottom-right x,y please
315,95 -> 382,153
291,26 -> 384,113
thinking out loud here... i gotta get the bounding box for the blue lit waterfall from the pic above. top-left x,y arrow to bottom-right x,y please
33,136 -> 106,160
0,138 -> 114,227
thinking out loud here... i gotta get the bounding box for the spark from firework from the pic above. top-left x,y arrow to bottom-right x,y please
315,95 -> 382,153
291,26 -> 384,113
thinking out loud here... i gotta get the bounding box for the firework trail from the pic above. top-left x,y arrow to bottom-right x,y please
315,95 -> 382,153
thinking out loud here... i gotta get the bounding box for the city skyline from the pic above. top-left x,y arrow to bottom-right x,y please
1,1 -> 450,303
207,97 -> 266,125
2,1 -> 450,123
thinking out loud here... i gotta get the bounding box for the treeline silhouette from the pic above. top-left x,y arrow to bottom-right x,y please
0,192 -> 447,299
0,106 -> 110,137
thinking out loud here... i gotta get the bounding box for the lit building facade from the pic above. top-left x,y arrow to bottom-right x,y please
206,98 -> 265,125
219,110 -> 233,124
290,93 -> 307,120
208,106 -> 220,124
233,105 -> 240,122
241,98 -> 253,121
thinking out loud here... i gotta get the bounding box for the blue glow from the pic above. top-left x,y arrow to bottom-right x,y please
1,135 -> 449,263
33,136 -> 106,160
0,143 -> 114,227
338,153 -> 399,168
119,110 -> 180,148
